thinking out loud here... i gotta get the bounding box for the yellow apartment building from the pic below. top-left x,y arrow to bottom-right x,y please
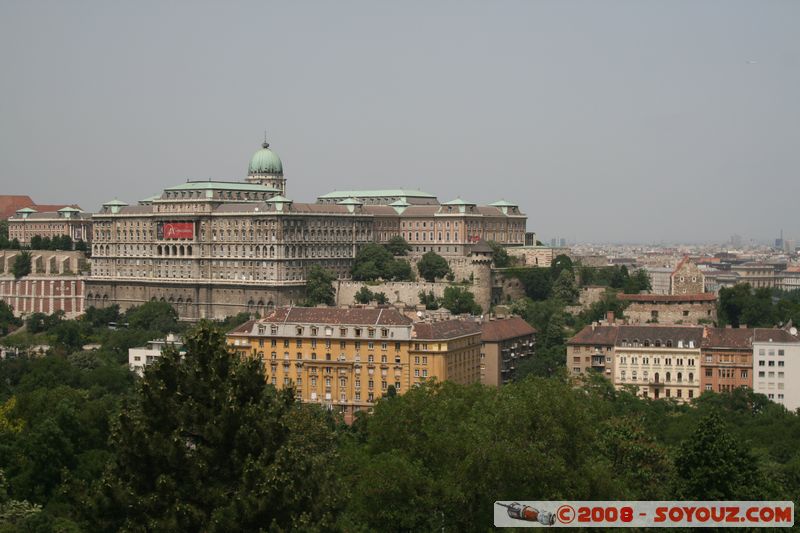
227,306 -> 483,423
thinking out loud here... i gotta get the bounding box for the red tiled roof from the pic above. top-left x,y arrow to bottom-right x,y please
228,319 -> 256,335
567,325 -> 619,346
0,195 -> 35,219
412,319 -> 482,340
619,293 -> 716,303
481,316 -> 536,342
701,327 -> 753,349
258,306 -> 413,326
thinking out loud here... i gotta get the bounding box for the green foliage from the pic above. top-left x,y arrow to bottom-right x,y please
552,269 -> 579,304
351,244 -> 413,282
11,252 -> 32,279
29,235 -> 74,251
515,345 -> 566,379
354,286 -> 388,305
416,251 -> 450,282
0,222 -> 17,251
718,284 -> 783,328
384,236 -> 411,256
215,312 -> 252,331
440,286 -> 481,315
304,265 -> 337,306
90,325 -> 340,532
82,305 -> 121,329
125,301 -> 180,334
575,290 -> 628,329
418,290 -> 439,310
74,239 -> 89,253
487,241 -> 513,268
550,254 -> 573,279
504,267 -> 553,301
676,412 -> 766,499
25,311 -> 65,335
2,307 -> 800,528
0,302 -> 21,337
624,268 -> 652,294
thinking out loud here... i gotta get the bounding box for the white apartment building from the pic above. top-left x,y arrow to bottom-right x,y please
753,328 -> 800,410
128,333 -> 183,376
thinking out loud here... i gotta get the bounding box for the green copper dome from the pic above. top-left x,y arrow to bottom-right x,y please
248,141 -> 283,175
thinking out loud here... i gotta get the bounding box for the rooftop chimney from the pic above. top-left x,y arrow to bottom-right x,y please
606,311 -> 615,324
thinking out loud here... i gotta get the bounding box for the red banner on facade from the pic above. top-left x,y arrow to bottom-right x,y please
158,222 -> 194,240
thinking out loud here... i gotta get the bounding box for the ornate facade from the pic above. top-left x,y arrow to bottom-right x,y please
86,140 -> 528,320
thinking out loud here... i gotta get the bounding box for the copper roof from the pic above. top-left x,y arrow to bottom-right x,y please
412,319 -> 482,340
481,316 -> 536,342
619,293 -> 716,303
701,327 -> 753,350
257,306 -> 413,326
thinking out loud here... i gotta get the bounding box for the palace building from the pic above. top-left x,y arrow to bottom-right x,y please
86,139 -> 528,320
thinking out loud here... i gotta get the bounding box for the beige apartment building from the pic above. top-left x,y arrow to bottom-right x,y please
226,307 -> 482,423
87,140 -> 527,320
567,324 -> 618,379
614,326 -> 703,402
480,316 -> 536,386
568,324 -> 704,403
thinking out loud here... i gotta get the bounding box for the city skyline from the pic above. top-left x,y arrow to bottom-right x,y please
1,1 -> 799,243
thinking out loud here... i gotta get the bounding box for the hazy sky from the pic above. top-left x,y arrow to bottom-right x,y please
1,1 -> 798,243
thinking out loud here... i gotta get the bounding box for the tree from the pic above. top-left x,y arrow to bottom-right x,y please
487,241 -> 512,268
717,284 -> 777,328
550,254 -> 574,279
89,324 -> 340,532
384,259 -> 414,282
623,269 -> 652,294
74,239 -> 89,253
418,291 -> 439,310
417,252 -> 450,282
0,302 -> 20,337
385,236 -> 411,256
82,305 -> 121,329
125,301 -> 179,334
11,252 -> 31,279
304,265 -> 336,306
676,412 -> 765,499
355,287 -> 375,304
505,268 -> 553,301
351,244 -> 393,281
552,269 -> 579,304
351,244 -> 412,281
440,286 -> 481,315
51,321 -> 84,353
540,310 -> 567,349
